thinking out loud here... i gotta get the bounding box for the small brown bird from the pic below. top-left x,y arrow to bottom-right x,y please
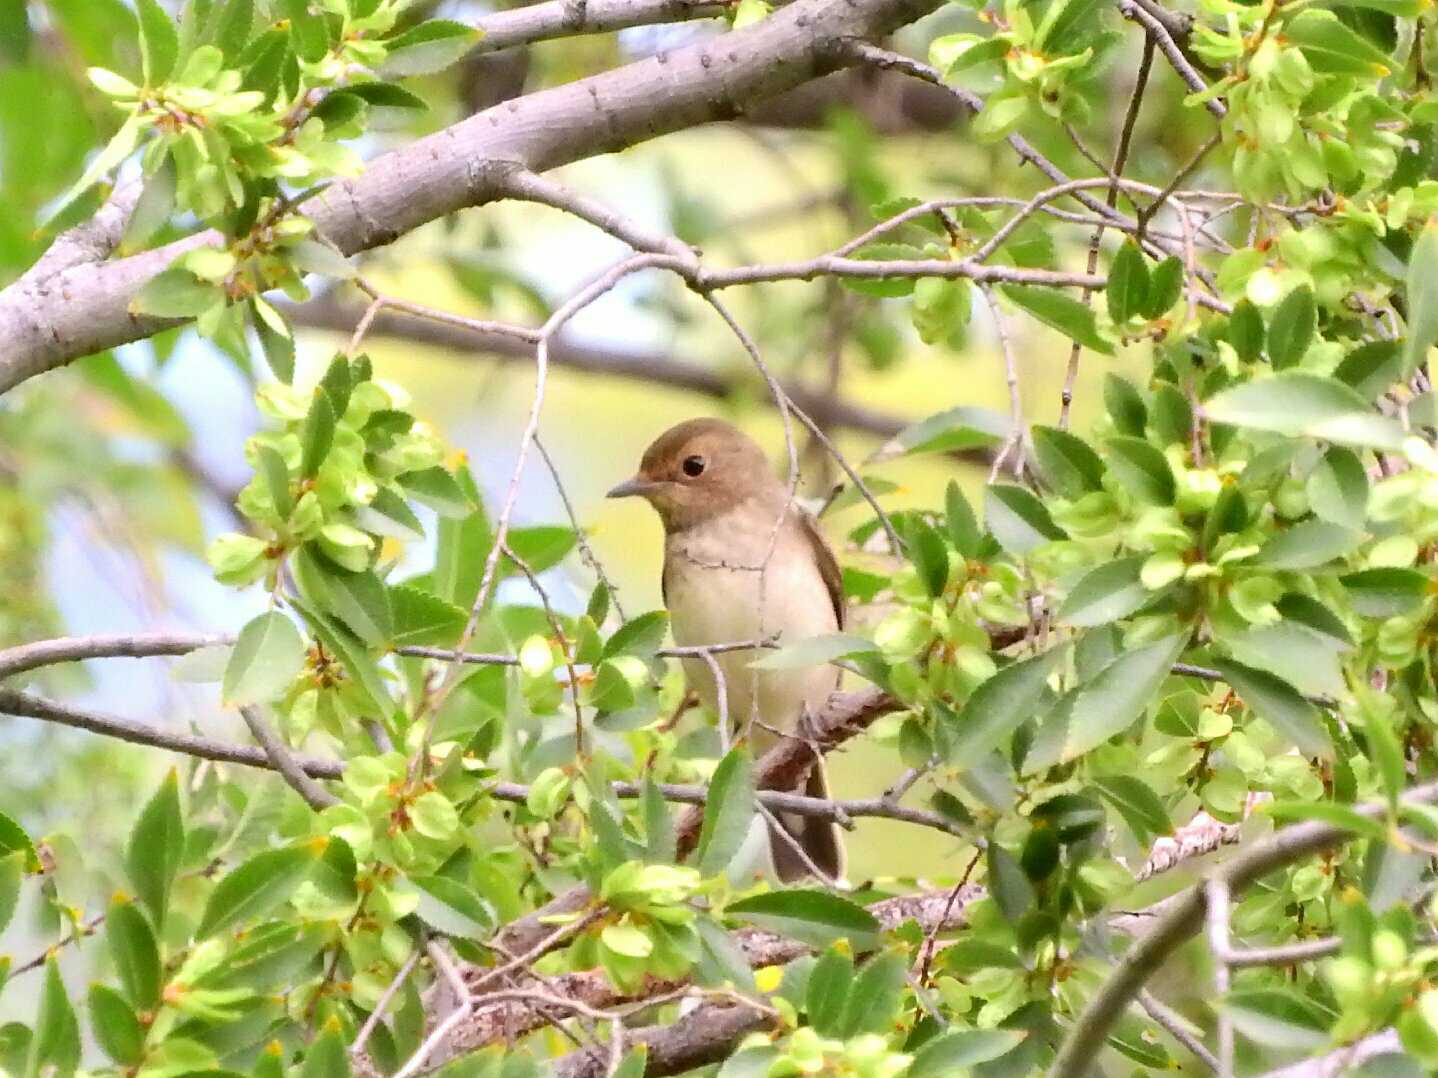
607,418 -> 844,882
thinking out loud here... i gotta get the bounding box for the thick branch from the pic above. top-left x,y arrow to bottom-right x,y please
1048,778 -> 1438,1077
471,0 -> 726,54
0,0 -> 940,392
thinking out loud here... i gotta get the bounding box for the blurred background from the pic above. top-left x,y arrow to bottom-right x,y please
0,0 -> 1204,936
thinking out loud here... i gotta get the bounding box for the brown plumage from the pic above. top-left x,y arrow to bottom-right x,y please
608,418 -> 845,883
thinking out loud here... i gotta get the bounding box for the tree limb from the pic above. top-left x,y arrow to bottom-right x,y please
0,0 -> 941,393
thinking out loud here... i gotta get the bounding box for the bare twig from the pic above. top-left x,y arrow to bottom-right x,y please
238,704 -> 339,811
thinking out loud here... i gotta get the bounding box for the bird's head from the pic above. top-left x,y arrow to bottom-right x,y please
606,417 -> 775,531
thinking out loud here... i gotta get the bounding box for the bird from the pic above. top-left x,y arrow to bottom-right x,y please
607,417 -> 844,883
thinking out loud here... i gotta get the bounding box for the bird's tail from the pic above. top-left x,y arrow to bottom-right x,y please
768,760 -> 846,884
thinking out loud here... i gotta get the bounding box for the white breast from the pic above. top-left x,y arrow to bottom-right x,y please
664,507 -> 840,751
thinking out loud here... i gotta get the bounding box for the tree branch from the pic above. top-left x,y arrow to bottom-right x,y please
0,0 -> 941,393
471,0 -> 727,55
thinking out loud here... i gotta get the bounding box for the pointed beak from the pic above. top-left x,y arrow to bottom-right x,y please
606,475 -> 656,500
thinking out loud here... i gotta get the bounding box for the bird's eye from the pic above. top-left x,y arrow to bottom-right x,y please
681,455 -> 706,478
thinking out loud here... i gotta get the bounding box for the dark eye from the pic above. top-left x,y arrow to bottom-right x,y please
681,455 -> 706,478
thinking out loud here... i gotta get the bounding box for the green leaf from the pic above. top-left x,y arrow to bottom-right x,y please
900,515 -> 949,596
1407,223 -> 1438,373
1223,987 -> 1333,1050
1307,447 -> 1368,529
131,266 -> 220,318
1228,299 -> 1265,362
106,899 -> 161,1011
88,985 -> 143,1066
254,442 -> 293,519
1057,635 -> 1186,763
137,0 -> 179,82
213,0 -> 254,59
379,19 -> 481,77
299,389 -> 337,478
389,585 -> 466,647
1145,257 -> 1184,318
697,749 -> 755,876
1000,284 -> 1114,354
1286,9 -> 1393,75
290,597 -> 394,716
1266,286 -> 1317,369
1091,775 -> 1172,843
1204,372 -> 1405,450
749,633 -> 875,670
0,853 -> 21,937
838,950 -> 907,1035
805,948 -> 854,1036
605,611 -> 669,658
1255,519 -> 1362,570
223,610 -> 306,706
433,467 -> 492,611
1032,425 -> 1105,498
986,483 -> 1066,555
121,157 -> 177,253
506,525 -> 578,574
1104,436 -> 1175,504
398,467 -> 474,519
1341,567 -> 1428,616
196,842 -> 319,938
1104,373 -> 1148,436
643,776 -> 676,864
26,959 -> 79,1078
297,549 -> 393,648
1335,339 -> 1404,400
278,0 -> 327,61
907,1030 -> 1027,1078
1106,241 -> 1149,323
0,811 -> 37,871
948,648 -> 1063,763
872,406 -> 1008,461
1059,557 -> 1152,627
301,1028 -> 351,1078
1213,659 -> 1333,758
987,842 -> 1033,921
1358,694 -> 1405,807
945,480 -> 981,558
409,875 -> 496,940
726,889 -> 880,950
126,771 -> 183,929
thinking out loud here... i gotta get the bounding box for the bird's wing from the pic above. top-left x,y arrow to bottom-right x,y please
797,509 -> 845,631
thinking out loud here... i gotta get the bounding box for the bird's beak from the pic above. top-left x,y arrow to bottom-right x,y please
606,475 -> 656,500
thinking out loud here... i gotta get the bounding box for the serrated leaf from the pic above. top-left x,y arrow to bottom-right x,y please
805,948 -> 854,1036
1058,634 -> 1186,762
299,389 -> 336,478
27,959 -> 79,1078
907,1030 -> 1027,1077
697,749 -> 755,875
986,483 -> 1066,554
838,950 -> 908,1035
987,842 -> 1033,921
1107,241 -> 1149,323
1228,299 -> 1264,362
132,266 -> 220,318
1407,224 -> 1438,374
1032,425 -> 1105,498
1307,446 -> 1368,529
1254,519 -> 1361,569
137,0 -> 179,82
0,811 -> 37,871
1000,284 -> 1114,354
1286,9 -> 1394,75
389,585 -> 466,647
605,610 -> 669,658
1104,436 -> 1175,504
409,875 -> 496,940
379,19 -> 480,77
727,889 -> 880,950
126,771 -> 183,929
197,842 -> 318,938
749,632 -> 875,670
1204,373 -> 1404,450
1213,659 -> 1333,757
106,900 -> 161,1010
871,406 -> 1008,461
223,610 -> 306,706
1105,373 -> 1148,435
0,853 -> 20,938
1267,286 -> 1317,369
1091,775 -> 1172,842
296,548 -> 392,648
398,467 -> 474,519
1059,557 -> 1153,627
277,0 -> 327,61
290,597 -> 394,716
88,985 -> 143,1066
948,648 -> 1063,763
301,1028 -> 351,1078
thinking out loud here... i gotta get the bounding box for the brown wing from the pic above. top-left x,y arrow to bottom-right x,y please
797,510 -> 845,631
